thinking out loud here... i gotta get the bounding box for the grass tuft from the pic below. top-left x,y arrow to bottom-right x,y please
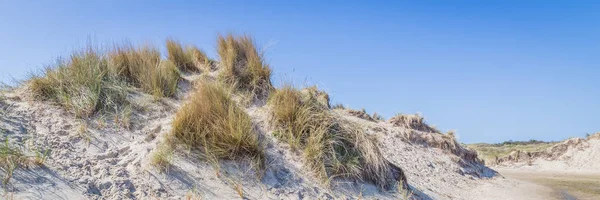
187,45 -> 213,72
29,47 -> 129,118
109,43 -> 180,98
108,44 -> 180,98
170,82 -> 265,173
388,113 -> 440,133
166,39 -> 197,72
150,143 -> 174,172
29,43 -> 180,118
269,84 -> 405,189
0,138 -> 40,186
217,34 -> 272,98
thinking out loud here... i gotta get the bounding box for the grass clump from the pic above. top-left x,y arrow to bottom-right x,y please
388,113 -> 440,133
166,39 -> 197,72
170,82 -> 265,172
109,44 -> 180,98
0,138 -> 41,186
217,34 -> 272,98
188,45 -> 213,72
30,48 -> 129,118
29,43 -> 181,118
269,85 -> 405,189
150,142 -> 174,172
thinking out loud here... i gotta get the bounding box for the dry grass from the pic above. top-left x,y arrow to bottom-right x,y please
185,189 -> 202,200
166,39 -> 197,72
0,138 -> 42,186
187,45 -> 213,72
388,113 -> 440,133
372,112 -> 385,121
108,44 -> 180,98
331,103 -> 345,110
269,85 -> 405,189
217,34 -> 272,98
30,43 -> 181,118
300,86 -> 330,109
170,82 -> 265,173
150,142 -> 174,172
29,47 -> 129,118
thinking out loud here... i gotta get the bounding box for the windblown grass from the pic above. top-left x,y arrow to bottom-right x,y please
109,44 -> 180,98
217,34 -> 272,98
269,85 -> 405,189
29,43 -> 180,118
187,45 -> 213,72
0,138 -> 44,186
166,39 -> 196,72
388,113 -> 440,133
30,47 -> 129,118
170,82 -> 265,172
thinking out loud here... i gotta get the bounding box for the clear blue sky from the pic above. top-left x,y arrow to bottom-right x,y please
1,1 -> 598,143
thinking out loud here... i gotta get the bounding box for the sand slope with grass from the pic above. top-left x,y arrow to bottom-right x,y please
1,34 -> 589,200
478,133 -> 600,172
468,133 -> 600,199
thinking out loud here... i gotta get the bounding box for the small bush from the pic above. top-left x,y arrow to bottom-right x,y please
171,82 -> 265,171
166,39 -> 197,72
217,34 -> 272,97
0,138 -> 39,186
269,85 -> 405,189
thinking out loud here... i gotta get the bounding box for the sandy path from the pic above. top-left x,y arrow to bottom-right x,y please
465,173 -> 559,200
496,168 -> 600,200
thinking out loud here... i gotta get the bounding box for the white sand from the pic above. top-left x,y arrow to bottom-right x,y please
1,75 -> 595,199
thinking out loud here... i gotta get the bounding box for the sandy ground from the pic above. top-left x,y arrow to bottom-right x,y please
1,74 -> 598,199
495,168 -> 600,200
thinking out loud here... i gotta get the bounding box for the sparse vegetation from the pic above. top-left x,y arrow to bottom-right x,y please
184,186 -> 203,200
170,82 -> 265,173
0,138 -> 41,186
388,113 -> 440,133
397,180 -> 414,199
372,112 -> 384,121
331,103 -> 345,110
150,142 -> 174,172
217,34 -> 272,98
269,84 -> 404,189
467,140 -> 556,164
